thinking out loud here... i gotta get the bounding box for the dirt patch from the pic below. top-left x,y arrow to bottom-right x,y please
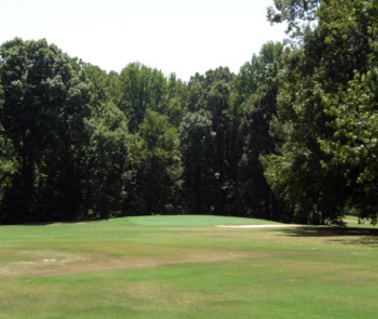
0,250 -> 86,277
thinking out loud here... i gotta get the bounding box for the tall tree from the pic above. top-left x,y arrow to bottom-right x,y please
165,73 -> 187,127
0,82 -> 19,221
182,67 -> 239,215
268,0 -> 320,38
317,0 -> 378,222
116,63 -> 168,132
180,110 -> 215,214
264,0 -> 378,223
235,42 -> 291,221
125,110 -> 183,215
82,65 -> 129,219
0,38 -> 91,223
204,79 -> 235,214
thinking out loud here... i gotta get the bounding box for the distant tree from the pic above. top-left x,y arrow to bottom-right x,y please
165,73 -> 187,127
82,65 -> 129,219
204,79 -> 235,214
125,110 -> 183,215
267,0 -> 320,38
235,42 -> 291,221
0,82 -> 19,221
180,110 -> 215,214
0,124 -> 18,221
182,67 -> 239,215
186,80 -> 204,113
116,63 -> 168,132
84,101 -> 128,219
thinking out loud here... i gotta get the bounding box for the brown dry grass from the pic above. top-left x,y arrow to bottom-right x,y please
0,246 -> 264,278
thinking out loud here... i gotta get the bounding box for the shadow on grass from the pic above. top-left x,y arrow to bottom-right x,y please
278,226 -> 378,245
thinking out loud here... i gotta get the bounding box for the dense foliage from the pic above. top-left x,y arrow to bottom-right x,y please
264,0 -> 378,224
0,0 -> 377,224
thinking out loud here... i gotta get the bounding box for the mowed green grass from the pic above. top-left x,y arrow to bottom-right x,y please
0,215 -> 377,319
343,215 -> 377,228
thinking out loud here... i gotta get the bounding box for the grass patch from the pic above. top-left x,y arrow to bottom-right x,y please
1,215 -> 378,318
125,214 -> 279,227
344,215 -> 377,229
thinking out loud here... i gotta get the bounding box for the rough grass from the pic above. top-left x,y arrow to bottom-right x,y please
0,215 -> 377,319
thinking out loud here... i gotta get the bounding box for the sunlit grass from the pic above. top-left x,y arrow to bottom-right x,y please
1,215 -> 377,319
343,215 -> 377,228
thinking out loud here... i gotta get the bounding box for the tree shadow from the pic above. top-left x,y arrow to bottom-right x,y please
278,226 -> 378,245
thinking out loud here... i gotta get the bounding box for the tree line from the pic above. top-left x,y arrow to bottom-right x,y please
1,0 -> 377,225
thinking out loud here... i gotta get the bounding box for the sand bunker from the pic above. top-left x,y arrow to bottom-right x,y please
218,224 -> 302,228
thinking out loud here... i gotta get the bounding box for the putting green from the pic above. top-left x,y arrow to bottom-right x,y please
124,214 -> 280,227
